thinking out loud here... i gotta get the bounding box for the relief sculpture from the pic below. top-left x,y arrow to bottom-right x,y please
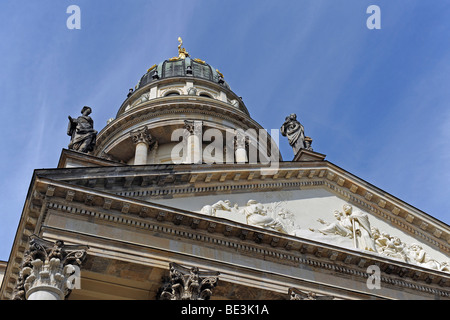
200,200 -> 237,217
199,200 -> 449,273
200,200 -> 299,234
312,204 -> 450,273
312,204 -> 376,252
240,200 -> 286,233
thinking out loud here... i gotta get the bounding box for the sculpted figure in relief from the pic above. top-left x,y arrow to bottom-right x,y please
313,205 -> 450,273
200,200 -> 237,217
371,228 -> 408,262
407,243 -> 443,270
201,199 -> 291,233
240,200 -> 287,233
312,204 -> 376,252
313,209 -> 353,238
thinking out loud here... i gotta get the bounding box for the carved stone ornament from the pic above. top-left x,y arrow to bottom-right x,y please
200,200 -> 300,234
157,262 -> 220,300
183,120 -> 203,136
309,204 -> 450,273
289,287 -> 334,300
12,235 -> 89,300
130,126 -> 154,146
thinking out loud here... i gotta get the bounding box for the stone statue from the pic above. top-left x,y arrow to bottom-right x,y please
280,113 -> 312,154
67,106 -> 97,153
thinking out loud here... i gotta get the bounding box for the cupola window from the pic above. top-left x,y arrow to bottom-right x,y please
165,91 -> 180,97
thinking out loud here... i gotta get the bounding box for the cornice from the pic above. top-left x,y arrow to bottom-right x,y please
35,161 -> 450,254
57,149 -> 125,168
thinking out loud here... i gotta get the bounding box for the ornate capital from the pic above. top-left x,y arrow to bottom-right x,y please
184,120 -> 203,136
130,126 -> 154,146
234,130 -> 249,150
12,235 -> 89,300
158,262 -> 220,300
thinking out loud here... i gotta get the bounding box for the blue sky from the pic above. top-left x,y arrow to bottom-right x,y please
0,0 -> 449,261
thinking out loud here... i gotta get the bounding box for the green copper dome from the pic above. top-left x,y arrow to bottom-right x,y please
136,57 -> 230,90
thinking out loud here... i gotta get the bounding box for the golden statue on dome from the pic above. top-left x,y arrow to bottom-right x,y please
177,37 -> 189,59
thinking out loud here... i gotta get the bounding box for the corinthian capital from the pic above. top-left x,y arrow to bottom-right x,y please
184,120 -> 203,136
130,126 -> 154,146
12,235 -> 89,300
158,262 -> 220,300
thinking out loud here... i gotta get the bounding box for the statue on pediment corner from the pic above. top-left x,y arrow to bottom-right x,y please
281,113 -> 312,154
67,106 -> 97,153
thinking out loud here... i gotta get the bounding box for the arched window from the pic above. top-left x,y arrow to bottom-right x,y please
165,91 -> 180,97
199,93 -> 213,98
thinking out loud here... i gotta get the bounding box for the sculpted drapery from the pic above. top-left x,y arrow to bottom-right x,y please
67,106 -> 97,153
280,113 -> 305,155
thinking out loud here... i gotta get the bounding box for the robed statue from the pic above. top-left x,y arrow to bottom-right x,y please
67,106 -> 97,153
281,113 -> 311,154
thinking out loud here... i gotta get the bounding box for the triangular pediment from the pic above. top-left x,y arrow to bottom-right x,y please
3,149 -> 450,301
40,150 -> 450,274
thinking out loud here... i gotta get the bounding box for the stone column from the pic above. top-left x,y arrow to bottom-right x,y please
183,120 -> 203,164
158,262 -> 220,300
130,126 -> 154,165
235,130 -> 248,163
13,235 -> 88,300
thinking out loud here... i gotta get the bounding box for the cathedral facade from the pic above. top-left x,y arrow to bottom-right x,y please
1,39 -> 449,301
